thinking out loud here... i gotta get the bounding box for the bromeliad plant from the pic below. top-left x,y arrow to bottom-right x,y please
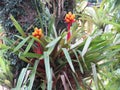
8,13 -> 84,90
2,0 -> 120,90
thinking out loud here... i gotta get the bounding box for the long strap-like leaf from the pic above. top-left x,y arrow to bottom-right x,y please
10,14 -> 26,37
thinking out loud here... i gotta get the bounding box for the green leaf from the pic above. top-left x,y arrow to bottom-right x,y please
0,44 -> 10,50
13,36 -> 30,52
89,41 -> 108,52
82,36 -> 92,56
0,57 -> 6,73
104,20 -> 120,29
15,35 -> 24,40
113,34 -> 120,45
62,48 -> 75,73
46,36 -> 61,47
10,14 -> 26,37
44,52 -> 52,90
71,73 -> 82,90
46,37 -> 61,55
76,1 -> 88,12
4,79 -> 12,88
34,0 -> 43,29
19,55 -> 32,64
84,7 -> 97,20
91,63 -> 98,90
24,38 -> 34,54
40,82 -> 46,90
20,52 -> 43,59
3,37 -> 14,46
14,65 -> 29,90
28,60 -> 39,90
77,50 -> 88,69
48,15 -> 57,37
73,50 -> 84,74
47,46 -> 55,55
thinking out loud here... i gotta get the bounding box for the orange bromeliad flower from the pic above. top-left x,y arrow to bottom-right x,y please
64,12 -> 76,41
32,27 -> 44,39
32,27 -> 43,54
65,12 -> 75,24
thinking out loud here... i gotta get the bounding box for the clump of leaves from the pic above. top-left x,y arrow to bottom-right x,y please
0,46 -> 13,88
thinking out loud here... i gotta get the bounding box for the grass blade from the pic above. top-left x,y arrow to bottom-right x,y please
73,50 -> 84,74
91,63 -> 98,90
77,50 -> 88,69
10,14 -> 26,37
53,22 -> 57,38
15,65 -> 29,89
47,46 -> 55,55
71,73 -> 82,90
62,48 -> 75,73
46,36 -> 61,47
82,36 -> 92,56
13,36 -> 30,52
28,60 -> 39,90
48,16 -> 57,37
34,0 -> 43,29
24,38 -> 34,54
15,35 -> 24,40
44,52 -> 52,90
19,55 -> 32,64
0,57 -> 6,73
20,52 -> 43,59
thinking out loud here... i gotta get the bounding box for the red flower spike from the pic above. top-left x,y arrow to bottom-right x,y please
33,42 -> 43,54
64,12 -> 76,41
32,27 -> 45,72
33,41 -> 44,69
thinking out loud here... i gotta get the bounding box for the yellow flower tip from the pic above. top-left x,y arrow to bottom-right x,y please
38,31 -> 42,35
39,29 -> 42,32
34,27 -> 38,31
34,30 -> 37,34
66,14 -> 69,18
32,27 -> 44,39
68,12 -> 72,15
32,32 -> 35,36
72,14 -> 75,18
